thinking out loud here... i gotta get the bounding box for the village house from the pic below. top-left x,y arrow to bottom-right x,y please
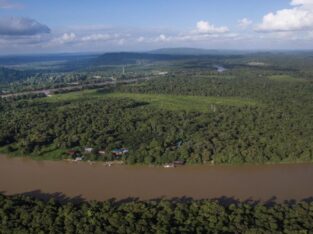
163,160 -> 185,168
112,148 -> 129,156
173,160 -> 185,166
74,157 -> 83,162
163,163 -> 175,168
84,147 -> 93,153
98,150 -> 106,155
67,150 -> 79,157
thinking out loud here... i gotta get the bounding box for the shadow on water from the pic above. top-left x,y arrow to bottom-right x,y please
3,190 -> 86,204
2,190 -> 313,207
23,190 -> 86,203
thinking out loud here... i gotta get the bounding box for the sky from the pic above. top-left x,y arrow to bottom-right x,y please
1,0 -> 313,54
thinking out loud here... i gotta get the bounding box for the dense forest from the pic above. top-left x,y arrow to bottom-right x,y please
0,80 -> 312,164
0,194 -> 313,233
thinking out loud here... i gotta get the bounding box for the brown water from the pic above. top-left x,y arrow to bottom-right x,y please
1,155 -> 313,202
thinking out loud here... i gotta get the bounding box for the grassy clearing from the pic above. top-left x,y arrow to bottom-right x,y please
44,90 -> 259,112
197,74 -> 236,79
268,75 -> 306,82
105,93 -> 258,112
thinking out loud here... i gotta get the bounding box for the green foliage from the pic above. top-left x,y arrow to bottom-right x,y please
0,81 -> 312,165
105,92 -> 258,112
268,75 -> 305,82
0,194 -> 313,233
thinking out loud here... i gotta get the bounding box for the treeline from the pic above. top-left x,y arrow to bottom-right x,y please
0,194 -> 313,233
1,93 -> 47,101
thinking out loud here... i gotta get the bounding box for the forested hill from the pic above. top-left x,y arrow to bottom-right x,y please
0,54 -> 97,66
93,51 -> 244,66
93,52 -> 193,65
149,47 -> 248,56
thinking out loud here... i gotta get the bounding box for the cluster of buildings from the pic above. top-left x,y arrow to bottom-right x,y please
66,147 -> 129,161
65,141 -> 186,168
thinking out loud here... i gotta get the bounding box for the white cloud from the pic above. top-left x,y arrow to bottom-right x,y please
0,17 -> 50,36
155,34 -> 171,42
61,32 -> 76,42
196,20 -> 229,34
81,33 -> 111,42
50,31 -> 128,47
117,38 -> 125,45
53,32 -> 76,44
238,18 -> 252,29
291,0 -> 313,6
0,0 -> 22,9
256,0 -> 313,32
158,34 -> 167,41
137,36 -> 145,42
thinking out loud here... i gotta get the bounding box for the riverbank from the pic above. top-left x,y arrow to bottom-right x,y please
2,149 -> 313,168
1,155 -> 313,202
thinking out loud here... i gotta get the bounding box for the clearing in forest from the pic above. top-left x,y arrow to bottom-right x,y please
105,92 -> 258,112
45,90 -> 258,112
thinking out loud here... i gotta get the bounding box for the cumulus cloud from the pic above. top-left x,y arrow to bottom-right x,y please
59,32 -> 76,44
256,0 -> 313,32
196,20 -> 229,34
291,0 -> 313,6
147,20 -> 237,45
50,31 -> 127,47
81,33 -> 109,42
0,0 -> 22,9
155,34 -> 171,42
137,36 -> 145,42
0,17 -> 50,36
238,18 -> 253,29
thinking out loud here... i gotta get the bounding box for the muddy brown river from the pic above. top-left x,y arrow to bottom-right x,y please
1,155 -> 313,202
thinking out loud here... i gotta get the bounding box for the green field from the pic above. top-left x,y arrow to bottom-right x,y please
268,75 -> 306,82
45,90 -> 259,112
105,93 -> 258,112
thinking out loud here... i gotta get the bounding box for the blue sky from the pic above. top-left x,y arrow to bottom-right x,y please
1,0 -> 313,54
0,0 -> 287,28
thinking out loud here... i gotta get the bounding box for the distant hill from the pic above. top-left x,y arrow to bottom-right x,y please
93,52 -> 191,65
93,50 -> 249,66
0,54 -> 97,66
149,48 -> 248,56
